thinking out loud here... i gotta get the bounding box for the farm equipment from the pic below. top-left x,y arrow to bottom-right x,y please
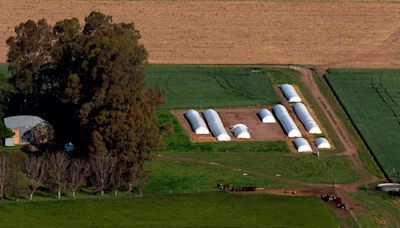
320,194 -> 347,210
217,183 -> 262,192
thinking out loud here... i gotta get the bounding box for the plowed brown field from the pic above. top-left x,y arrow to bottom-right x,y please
1,1 -> 400,67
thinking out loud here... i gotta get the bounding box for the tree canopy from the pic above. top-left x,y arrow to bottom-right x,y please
6,11 -> 164,187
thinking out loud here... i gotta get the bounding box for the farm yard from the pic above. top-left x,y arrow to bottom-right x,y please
1,0 -> 400,226
0,61 -> 397,227
326,69 -> 400,181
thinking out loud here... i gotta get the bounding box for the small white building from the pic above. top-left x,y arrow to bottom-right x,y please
4,115 -> 45,145
280,84 -> 301,103
314,137 -> 331,149
273,104 -> 302,138
258,109 -> 276,123
231,124 -> 251,139
293,138 -> 313,152
203,109 -> 231,141
184,109 -> 210,135
293,103 -> 322,134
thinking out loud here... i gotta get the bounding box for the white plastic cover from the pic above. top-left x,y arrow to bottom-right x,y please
184,109 -> 210,135
293,138 -> 313,152
258,109 -> 276,123
293,103 -> 322,134
314,137 -> 331,149
273,104 -> 302,138
231,124 -> 251,139
203,109 -> 231,141
280,84 -> 301,103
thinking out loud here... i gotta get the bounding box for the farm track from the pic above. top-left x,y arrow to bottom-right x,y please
2,1 -> 400,67
299,68 -> 382,185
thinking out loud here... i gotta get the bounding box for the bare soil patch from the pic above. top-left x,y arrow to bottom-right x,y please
1,1 -> 400,67
172,108 -> 287,142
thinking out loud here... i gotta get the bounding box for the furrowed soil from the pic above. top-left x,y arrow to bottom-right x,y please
1,1 -> 400,67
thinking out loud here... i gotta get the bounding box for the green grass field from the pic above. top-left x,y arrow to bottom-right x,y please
326,69 -> 400,181
147,65 -> 280,109
0,193 -> 339,227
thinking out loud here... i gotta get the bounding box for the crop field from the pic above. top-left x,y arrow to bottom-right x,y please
2,1 -> 400,67
147,65 -> 279,109
326,69 -> 400,180
0,193 -> 339,227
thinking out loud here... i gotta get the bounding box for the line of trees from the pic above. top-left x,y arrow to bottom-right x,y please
0,151 -> 138,201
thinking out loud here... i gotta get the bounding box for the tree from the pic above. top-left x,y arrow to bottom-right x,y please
90,153 -> 114,196
7,11 -> 164,190
25,155 -> 46,200
67,158 -> 89,199
110,158 -> 125,196
47,151 -> 69,199
6,153 -> 27,201
0,155 -> 6,200
25,122 -> 54,145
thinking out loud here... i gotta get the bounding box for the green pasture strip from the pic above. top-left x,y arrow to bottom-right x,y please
145,160 -> 298,193
163,151 -> 359,184
0,192 -> 340,228
157,110 -> 290,153
147,65 -> 280,109
326,69 -> 400,181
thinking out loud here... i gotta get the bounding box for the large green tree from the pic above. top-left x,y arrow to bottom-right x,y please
6,11 -> 164,188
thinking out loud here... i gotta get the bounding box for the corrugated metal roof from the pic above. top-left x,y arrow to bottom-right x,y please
4,115 -> 45,129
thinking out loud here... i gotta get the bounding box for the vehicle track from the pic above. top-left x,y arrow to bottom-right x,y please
298,67 -> 382,185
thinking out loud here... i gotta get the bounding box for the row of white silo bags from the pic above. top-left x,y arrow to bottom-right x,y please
280,84 -> 301,103
272,104 -> 302,138
293,137 -> 331,152
184,109 -> 210,135
203,109 -> 231,141
293,103 -> 322,134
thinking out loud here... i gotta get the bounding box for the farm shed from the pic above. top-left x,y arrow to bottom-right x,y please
4,115 -> 45,145
314,137 -> 331,149
293,103 -> 322,134
258,109 -> 276,123
280,84 -> 301,103
293,138 -> 313,152
184,109 -> 210,135
203,109 -> 231,141
231,124 -> 251,139
273,104 -> 302,138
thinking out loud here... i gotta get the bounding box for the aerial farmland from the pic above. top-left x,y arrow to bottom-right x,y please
0,0 -> 400,227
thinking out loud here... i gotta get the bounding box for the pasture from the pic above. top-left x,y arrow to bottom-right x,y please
0,193 -> 339,227
326,69 -> 400,181
147,65 -> 279,109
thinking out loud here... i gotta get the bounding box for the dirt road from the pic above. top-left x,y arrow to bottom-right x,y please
2,1 -> 400,67
299,68 -> 380,184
